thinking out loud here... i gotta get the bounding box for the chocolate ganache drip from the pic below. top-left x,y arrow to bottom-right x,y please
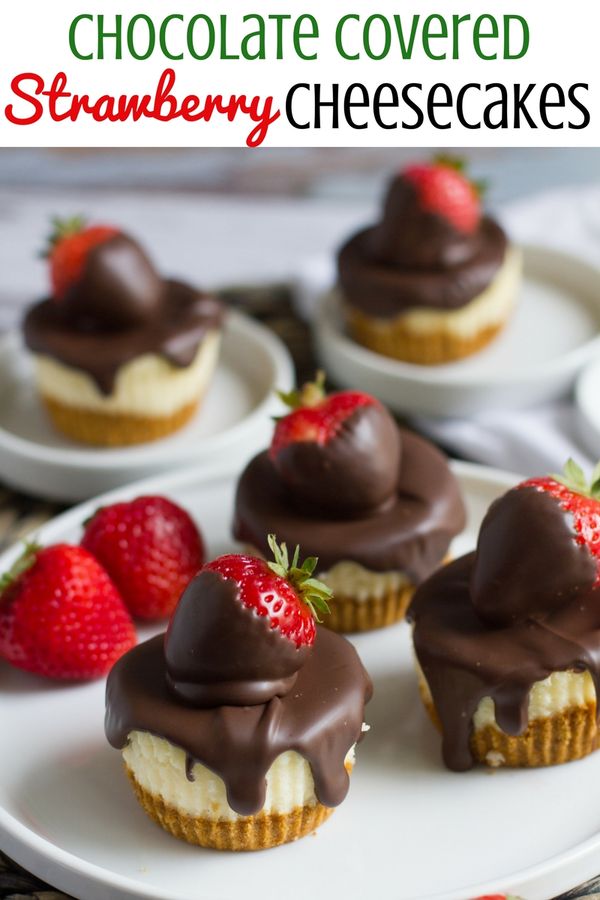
105,568 -> 372,816
165,569 -> 309,707
274,402 -> 402,517
408,486 -> 600,771
234,428 -> 466,579
337,171 -> 507,317
24,232 -> 223,394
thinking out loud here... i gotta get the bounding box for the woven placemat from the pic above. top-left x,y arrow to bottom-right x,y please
1,289 -> 600,900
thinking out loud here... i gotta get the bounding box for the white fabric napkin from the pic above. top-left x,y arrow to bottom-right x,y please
412,402 -> 595,478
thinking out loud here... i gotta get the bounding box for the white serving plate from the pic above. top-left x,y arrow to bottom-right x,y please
0,311 -> 293,502
315,245 -> 600,417
2,460 -> 600,900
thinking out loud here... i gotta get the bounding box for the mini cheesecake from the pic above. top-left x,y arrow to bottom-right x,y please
233,377 -> 466,632
24,224 -> 223,447
408,464 -> 600,770
105,545 -> 372,850
337,160 -> 521,365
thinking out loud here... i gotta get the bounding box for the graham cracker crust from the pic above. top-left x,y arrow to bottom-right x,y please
326,583 -> 415,633
346,307 -> 505,364
126,767 -> 334,850
418,673 -> 599,767
470,704 -> 599,767
41,396 -> 199,447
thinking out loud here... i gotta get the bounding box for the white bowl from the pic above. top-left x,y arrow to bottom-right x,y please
315,245 -> 600,417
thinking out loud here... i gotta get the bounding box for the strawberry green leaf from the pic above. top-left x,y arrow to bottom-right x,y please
552,458 -> 587,494
276,387 -> 301,410
0,541 -> 41,594
591,460 -> 600,498
290,544 -> 300,569
550,458 -> 600,500
266,533 -> 331,622
473,178 -> 489,199
434,153 -> 465,172
277,371 -> 327,412
301,556 -> 318,576
42,215 -> 87,258
565,457 -> 587,488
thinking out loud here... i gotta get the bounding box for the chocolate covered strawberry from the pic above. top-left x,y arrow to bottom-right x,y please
46,217 -> 120,300
165,536 -> 332,706
403,157 -> 481,234
371,156 -> 483,270
270,373 -> 401,515
472,459 -> 600,625
0,543 -> 136,680
521,459 -> 600,569
82,495 -> 205,620
44,217 -> 163,327
204,534 -> 331,647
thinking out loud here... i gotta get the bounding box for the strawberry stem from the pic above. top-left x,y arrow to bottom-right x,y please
277,371 -> 326,412
266,533 -> 331,622
433,153 -> 466,172
432,154 -> 487,198
551,458 -> 600,500
42,215 -> 87,258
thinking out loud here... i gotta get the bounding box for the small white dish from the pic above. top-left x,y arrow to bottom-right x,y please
2,459 -> 600,899
315,245 -> 600,417
0,311 -> 294,502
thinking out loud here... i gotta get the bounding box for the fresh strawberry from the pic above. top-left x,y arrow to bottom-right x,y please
519,458 -> 600,579
45,216 -> 120,300
204,535 -> 331,648
403,157 -> 481,234
82,496 -> 205,620
473,895 -> 521,900
0,543 -> 135,680
270,371 -> 376,460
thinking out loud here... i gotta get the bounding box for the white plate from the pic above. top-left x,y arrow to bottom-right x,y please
315,245 -> 600,417
3,460 -> 600,900
0,312 -> 294,502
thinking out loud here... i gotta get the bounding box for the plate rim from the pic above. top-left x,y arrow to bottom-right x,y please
574,355 -> 600,453
317,243 -> 600,389
2,458 -> 597,900
0,310 -> 294,471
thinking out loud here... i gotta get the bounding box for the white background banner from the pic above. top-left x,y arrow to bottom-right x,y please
0,0 -> 597,147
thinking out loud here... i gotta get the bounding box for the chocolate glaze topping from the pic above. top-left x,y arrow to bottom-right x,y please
24,234 -> 223,394
234,428 -> 465,579
274,403 -> 402,516
105,627 -> 372,816
337,173 -> 507,317
165,570 -> 310,707
408,486 -> 600,771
